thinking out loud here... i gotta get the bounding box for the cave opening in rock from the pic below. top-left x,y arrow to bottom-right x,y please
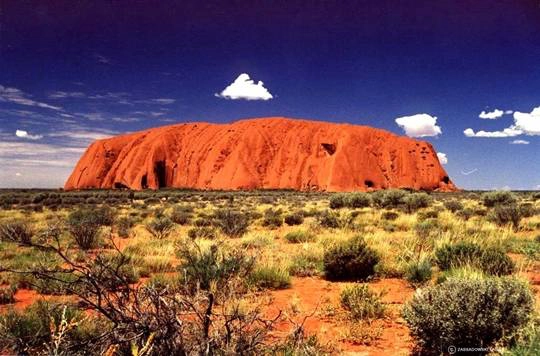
154,161 -> 167,188
141,174 -> 148,189
364,180 -> 374,188
321,143 -> 336,155
442,176 -> 450,184
114,182 -> 128,189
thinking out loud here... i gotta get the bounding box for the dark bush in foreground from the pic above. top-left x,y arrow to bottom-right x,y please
187,226 -> 217,240
403,278 -> 534,353
435,242 -> 514,276
329,194 -> 347,209
116,216 -> 135,238
348,192 -> 372,208
323,236 -> 379,281
0,219 -> 33,245
170,207 -> 192,225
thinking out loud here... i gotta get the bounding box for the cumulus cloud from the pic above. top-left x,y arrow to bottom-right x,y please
215,73 -> 273,101
463,127 -> 522,138
510,139 -> 530,145
513,106 -> 540,135
465,106 -> 540,138
436,152 -> 448,165
0,85 -> 62,110
15,129 -> 43,140
395,114 -> 442,137
479,109 -> 504,119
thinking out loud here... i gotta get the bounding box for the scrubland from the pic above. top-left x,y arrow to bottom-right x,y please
0,189 -> 539,355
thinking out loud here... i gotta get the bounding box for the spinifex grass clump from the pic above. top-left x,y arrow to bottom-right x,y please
482,191 -> 517,207
284,211 -> 304,226
403,278 -> 534,353
340,283 -> 386,320
323,235 -> 379,281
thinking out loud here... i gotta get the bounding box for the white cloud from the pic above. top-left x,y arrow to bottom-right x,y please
513,107 -> 540,135
395,114 -> 442,137
463,127 -> 522,138
479,109 -> 504,119
48,91 -> 86,99
505,110 -> 514,114
94,53 -> 111,64
510,139 -> 530,145
15,129 -> 43,140
15,172 -> 21,177
465,106 -> 540,138
215,73 -> 273,101
436,152 -> 448,165
150,98 -> 175,104
0,85 -> 62,110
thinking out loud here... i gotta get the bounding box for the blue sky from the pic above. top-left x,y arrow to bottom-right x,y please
0,0 -> 539,189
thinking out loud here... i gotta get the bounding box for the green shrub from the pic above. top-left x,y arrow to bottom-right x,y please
483,191 -> 517,207
262,208 -> 283,229
0,219 -> 33,245
177,242 -> 254,293
170,207 -> 192,225
248,265 -> 291,290
145,216 -> 175,239
403,278 -> 534,352
403,193 -> 432,213
323,236 -> 379,281
382,211 -> 399,221
67,209 -> 102,250
284,212 -> 304,226
372,189 -> 406,209
317,210 -> 354,229
444,199 -> 464,213
284,230 -> 316,243
340,284 -> 386,320
0,301 -> 106,353
116,216 -> 135,238
414,218 -> 440,239
405,259 -> 432,284
329,194 -> 347,209
214,209 -> 249,237
489,204 -> 527,231
435,242 -> 514,276
347,192 -> 372,208
456,208 -> 474,220
187,226 -> 217,240
417,209 -> 439,221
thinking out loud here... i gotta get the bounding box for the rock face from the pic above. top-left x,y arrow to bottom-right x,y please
64,117 -> 456,191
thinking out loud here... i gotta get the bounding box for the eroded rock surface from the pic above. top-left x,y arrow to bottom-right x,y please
65,117 -> 456,191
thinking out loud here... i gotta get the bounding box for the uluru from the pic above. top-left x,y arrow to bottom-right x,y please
64,117 -> 456,192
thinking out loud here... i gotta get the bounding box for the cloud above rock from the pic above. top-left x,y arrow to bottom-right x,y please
215,73 -> 273,100
15,129 -> 43,140
437,152 -> 448,165
395,113 -> 442,137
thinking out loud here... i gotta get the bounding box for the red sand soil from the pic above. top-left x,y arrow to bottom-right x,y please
265,277 -> 415,354
64,117 -> 456,192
